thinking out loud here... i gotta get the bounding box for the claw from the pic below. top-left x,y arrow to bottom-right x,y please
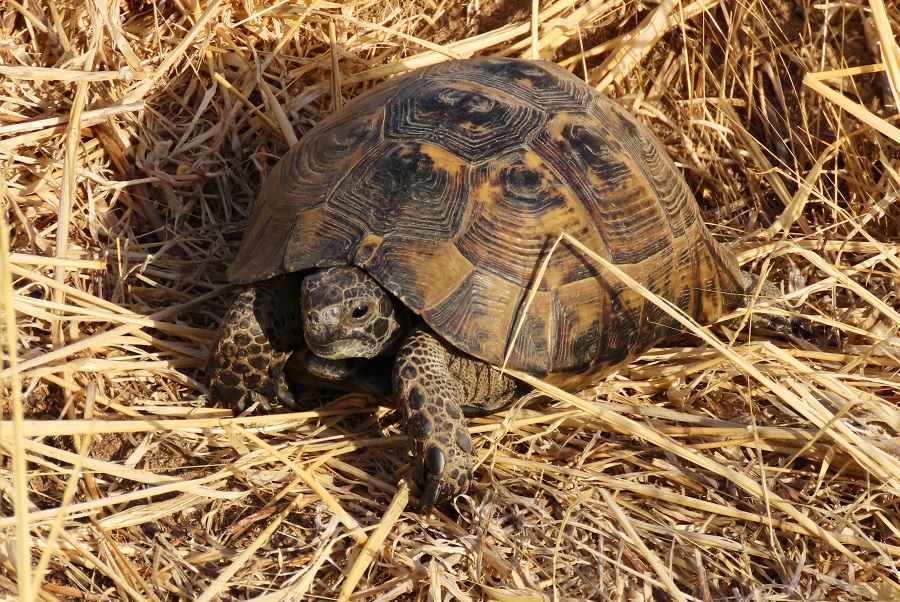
419,478 -> 442,516
413,439 -> 475,514
275,372 -> 298,410
418,445 -> 447,515
249,391 -> 275,414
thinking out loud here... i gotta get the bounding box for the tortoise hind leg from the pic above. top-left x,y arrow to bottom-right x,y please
732,270 -> 790,332
206,276 -> 305,414
393,326 -> 518,513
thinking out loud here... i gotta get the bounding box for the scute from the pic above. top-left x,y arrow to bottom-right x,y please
329,141 -> 470,241
227,101 -> 389,283
385,78 -> 547,164
227,57 -> 745,383
530,112 -> 676,267
455,149 -> 585,289
425,56 -> 594,112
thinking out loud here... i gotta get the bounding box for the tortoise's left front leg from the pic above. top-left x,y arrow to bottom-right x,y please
393,326 -> 518,513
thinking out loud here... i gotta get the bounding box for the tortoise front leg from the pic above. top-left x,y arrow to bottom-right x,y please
393,326 -> 518,513
206,276 -> 305,414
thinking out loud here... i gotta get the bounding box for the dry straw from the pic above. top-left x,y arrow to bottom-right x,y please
1,0 -> 900,600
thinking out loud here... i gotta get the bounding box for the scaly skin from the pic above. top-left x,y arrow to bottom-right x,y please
206,276 -> 305,414
208,267 -> 521,511
207,265 -> 792,512
206,266 -> 405,414
729,270 -> 788,332
393,325 -> 518,513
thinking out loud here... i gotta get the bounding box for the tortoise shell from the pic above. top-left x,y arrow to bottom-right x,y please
227,57 -> 743,385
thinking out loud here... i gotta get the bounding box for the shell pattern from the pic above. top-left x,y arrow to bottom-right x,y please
227,58 -> 743,385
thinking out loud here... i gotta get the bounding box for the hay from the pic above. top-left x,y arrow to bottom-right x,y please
2,0 -> 899,600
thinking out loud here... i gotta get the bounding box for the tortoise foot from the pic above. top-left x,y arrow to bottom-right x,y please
393,326 -> 516,513
205,279 -> 303,415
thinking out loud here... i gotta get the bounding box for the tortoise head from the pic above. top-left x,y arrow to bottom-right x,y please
301,266 -> 405,360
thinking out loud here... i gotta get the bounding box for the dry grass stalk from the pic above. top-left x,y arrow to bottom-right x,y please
869,0 -> 900,110
1,209 -> 30,602
1,0 -> 900,600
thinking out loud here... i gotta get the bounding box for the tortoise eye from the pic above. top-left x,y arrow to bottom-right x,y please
351,305 -> 370,320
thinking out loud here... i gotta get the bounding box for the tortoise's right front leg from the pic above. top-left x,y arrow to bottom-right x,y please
206,277 -> 305,414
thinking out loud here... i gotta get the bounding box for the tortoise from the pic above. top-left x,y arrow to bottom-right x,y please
206,57 -> 773,512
